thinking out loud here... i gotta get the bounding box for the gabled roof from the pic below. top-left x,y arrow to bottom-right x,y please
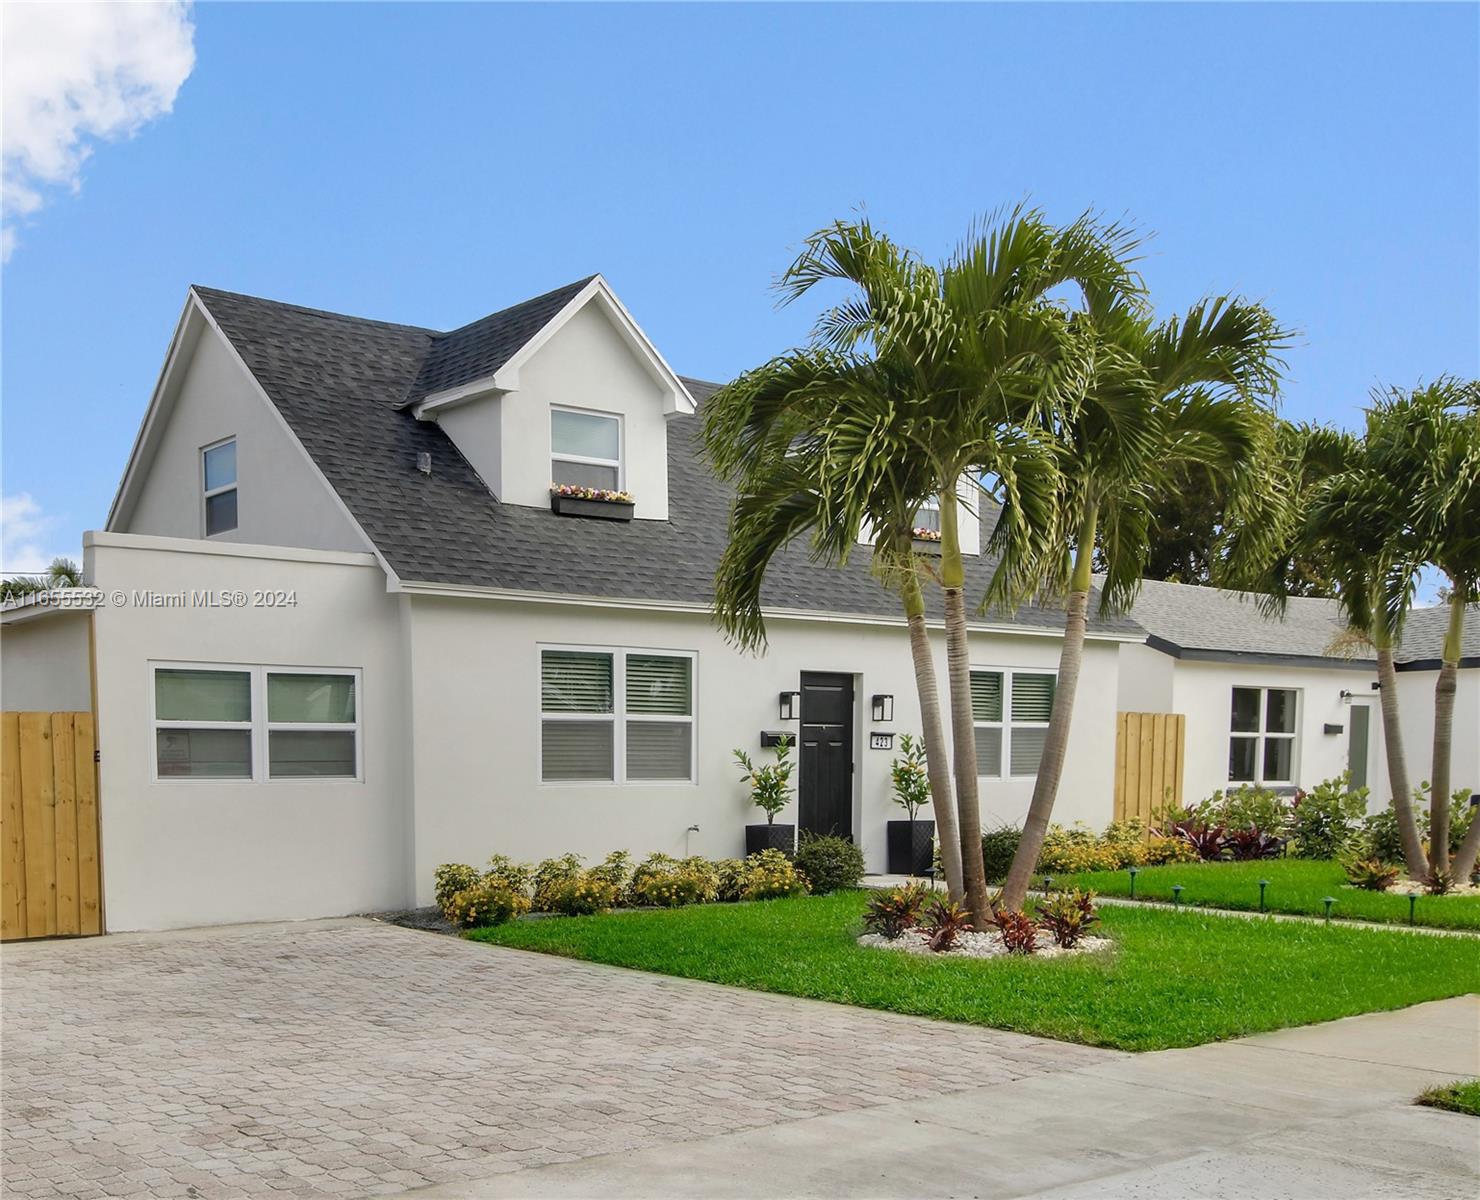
182,283 -> 1140,637
1119,577 -> 1479,670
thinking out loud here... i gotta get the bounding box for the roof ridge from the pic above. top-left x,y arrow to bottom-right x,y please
431,275 -> 598,342
191,285 -> 437,334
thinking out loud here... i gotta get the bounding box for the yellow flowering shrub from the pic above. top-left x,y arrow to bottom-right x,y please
531,853 -> 587,912
434,863 -> 482,916
443,878 -> 530,929
629,854 -> 719,907
1145,834 -> 1199,864
483,854 -> 535,895
544,871 -> 622,915
735,849 -> 810,900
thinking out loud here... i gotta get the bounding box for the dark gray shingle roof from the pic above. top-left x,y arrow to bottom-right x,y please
1396,604 -> 1480,666
192,284 -> 1139,637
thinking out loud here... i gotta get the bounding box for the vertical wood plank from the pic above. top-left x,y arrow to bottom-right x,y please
74,712 -> 101,935
1123,713 -> 1141,828
1113,713 -> 1128,821
1150,715 -> 1168,826
1138,716 -> 1155,828
52,714 -> 80,936
1172,714 -> 1185,807
1,713 -> 25,939
19,713 -> 57,935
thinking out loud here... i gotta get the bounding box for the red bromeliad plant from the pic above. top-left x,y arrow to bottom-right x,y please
1223,825 -> 1286,861
923,897 -> 973,952
990,907 -> 1038,954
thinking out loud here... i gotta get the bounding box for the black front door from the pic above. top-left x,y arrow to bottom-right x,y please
799,672 -> 854,840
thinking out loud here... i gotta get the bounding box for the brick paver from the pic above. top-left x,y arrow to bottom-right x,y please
2,918 -> 1115,1198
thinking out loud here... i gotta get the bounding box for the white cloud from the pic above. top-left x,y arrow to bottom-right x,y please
1,492 -> 70,575
2,1 -> 195,259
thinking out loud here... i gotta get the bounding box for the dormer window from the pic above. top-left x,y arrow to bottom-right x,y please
551,407 -> 622,491
914,495 -> 941,535
202,438 -> 238,536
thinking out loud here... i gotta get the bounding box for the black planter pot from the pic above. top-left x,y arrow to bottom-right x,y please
550,495 -> 635,521
746,823 -> 795,856
886,819 -> 936,876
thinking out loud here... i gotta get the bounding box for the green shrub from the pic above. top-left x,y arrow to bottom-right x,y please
1361,787 -> 1472,866
544,871 -> 622,915
1289,775 -> 1367,859
980,825 -> 1021,884
531,853 -> 587,912
735,849 -> 810,900
483,854 -> 535,896
434,863 -> 482,915
793,833 -> 865,894
444,878 -> 530,928
1193,783 -> 1288,832
713,858 -> 747,902
629,854 -> 719,907
587,850 -> 633,893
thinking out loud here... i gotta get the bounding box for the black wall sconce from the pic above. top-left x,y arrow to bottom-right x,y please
778,691 -> 801,721
871,694 -> 894,722
1338,690 -> 1353,703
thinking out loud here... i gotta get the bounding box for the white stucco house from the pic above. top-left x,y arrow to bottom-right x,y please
3,276 -> 1476,932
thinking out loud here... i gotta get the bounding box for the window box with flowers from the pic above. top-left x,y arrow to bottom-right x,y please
911,526 -> 943,555
550,484 -> 636,521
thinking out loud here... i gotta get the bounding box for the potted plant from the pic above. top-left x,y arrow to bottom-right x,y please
734,735 -> 796,856
549,484 -> 636,521
887,733 -> 935,875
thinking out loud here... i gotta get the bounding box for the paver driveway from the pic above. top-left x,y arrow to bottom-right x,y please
1,917 -> 1115,1199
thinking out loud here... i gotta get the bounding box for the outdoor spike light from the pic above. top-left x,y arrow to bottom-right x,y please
778,691 -> 800,721
1408,892 -> 1419,925
1172,884 -> 1184,908
1322,896 -> 1336,924
1128,866 -> 1139,899
1258,879 -> 1269,912
871,694 -> 894,722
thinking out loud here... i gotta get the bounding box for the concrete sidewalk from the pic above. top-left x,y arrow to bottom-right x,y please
409,995 -> 1480,1200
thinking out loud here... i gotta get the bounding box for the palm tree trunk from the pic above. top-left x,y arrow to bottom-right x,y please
1374,636 -> 1427,881
901,566 -> 963,901
1000,506 -> 1096,911
940,493 -> 991,927
1427,592 -> 1466,876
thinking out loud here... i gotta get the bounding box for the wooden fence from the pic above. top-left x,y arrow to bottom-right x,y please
1113,711 -> 1185,828
1,712 -> 102,940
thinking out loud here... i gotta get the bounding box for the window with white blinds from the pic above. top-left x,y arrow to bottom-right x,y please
970,668 -> 1056,779
540,648 -> 695,783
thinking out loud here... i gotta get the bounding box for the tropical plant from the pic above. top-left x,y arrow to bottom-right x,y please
999,290 -> 1288,908
922,897 -> 973,952
990,907 -> 1038,954
732,736 -> 795,825
0,556 -> 83,602
1036,889 -> 1099,948
1427,869 -> 1456,897
862,883 -> 930,940
889,733 -> 932,820
1341,856 -> 1400,891
1288,776 -> 1367,859
793,833 -> 865,895
1165,819 -> 1229,862
1222,825 -> 1286,862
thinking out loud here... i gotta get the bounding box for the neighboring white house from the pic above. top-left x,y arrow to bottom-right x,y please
3,276 -> 1475,932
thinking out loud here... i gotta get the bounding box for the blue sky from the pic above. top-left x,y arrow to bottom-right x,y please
2,1 -> 1477,572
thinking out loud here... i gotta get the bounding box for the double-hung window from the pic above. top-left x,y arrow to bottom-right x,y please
202,438 -> 238,535
551,407 -> 622,491
540,647 -> 695,783
1229,686 -> 1298,785
153,664 -> 361,781
913,495 -> 941,535
970,669 -> 1056,778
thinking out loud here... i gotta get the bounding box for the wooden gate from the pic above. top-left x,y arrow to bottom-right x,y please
1113,711 -> 1185,828
1,712 -> 102,940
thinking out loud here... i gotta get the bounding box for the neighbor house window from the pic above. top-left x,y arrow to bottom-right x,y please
970,669 -> 1056,778
913,495 -> 941,535
551,407 -> 622,491
202,438 -> 238,535
153,664 -> 361,781
540,647 -> 694,783
1229,686 -> 1298,785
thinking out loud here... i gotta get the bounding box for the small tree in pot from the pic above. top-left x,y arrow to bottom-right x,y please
887,733 -> 936,875
734,735 -> 796,855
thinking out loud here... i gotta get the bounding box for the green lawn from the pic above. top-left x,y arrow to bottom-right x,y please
467,890 -> 1480,1051
1417,1079 -> 1480,1117
1048,860 -> 1480,930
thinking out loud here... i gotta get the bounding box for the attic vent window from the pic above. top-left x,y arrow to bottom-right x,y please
551,407 -> 622,492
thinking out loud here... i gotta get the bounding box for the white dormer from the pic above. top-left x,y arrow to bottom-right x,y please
412,277 -> 694,521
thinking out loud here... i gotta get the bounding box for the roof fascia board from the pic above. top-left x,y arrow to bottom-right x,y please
105,295 -> 204,530
393,578 -> 1138,642
1395,656 -> 1480,672
84,529 -> 380,568
187,292 -> 404,590
1172,646 -> 1377,671
411,378 -> 505,420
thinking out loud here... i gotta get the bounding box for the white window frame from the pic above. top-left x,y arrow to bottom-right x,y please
913,495 -> 941,534
550,405 -> 624,490
201,436 -> 238,537
1228,685 -> 1300,787
538,644 -> 696,786
971,667 -> 1056,780
150,661 -> 363,783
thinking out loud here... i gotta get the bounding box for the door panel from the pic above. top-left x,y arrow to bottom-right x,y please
799,673 -> 854,840
1348,704 -> 1371,791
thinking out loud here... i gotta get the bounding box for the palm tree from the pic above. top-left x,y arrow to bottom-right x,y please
733,210 -> 1139,925
1370,380 -> 1480,878
997,297 -> 1288,910
0,556 -> 82,602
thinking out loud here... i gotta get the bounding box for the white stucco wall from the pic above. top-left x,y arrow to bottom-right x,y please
120,321 -> 369,553
434,300 -> 674,519
403,593 -> 1122,903
1167,658 -> 1382,808
86,532 -> 407,931
1115,641 -> 1175,713
0,609 -> 93,711
1392,668 -> 1480,806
